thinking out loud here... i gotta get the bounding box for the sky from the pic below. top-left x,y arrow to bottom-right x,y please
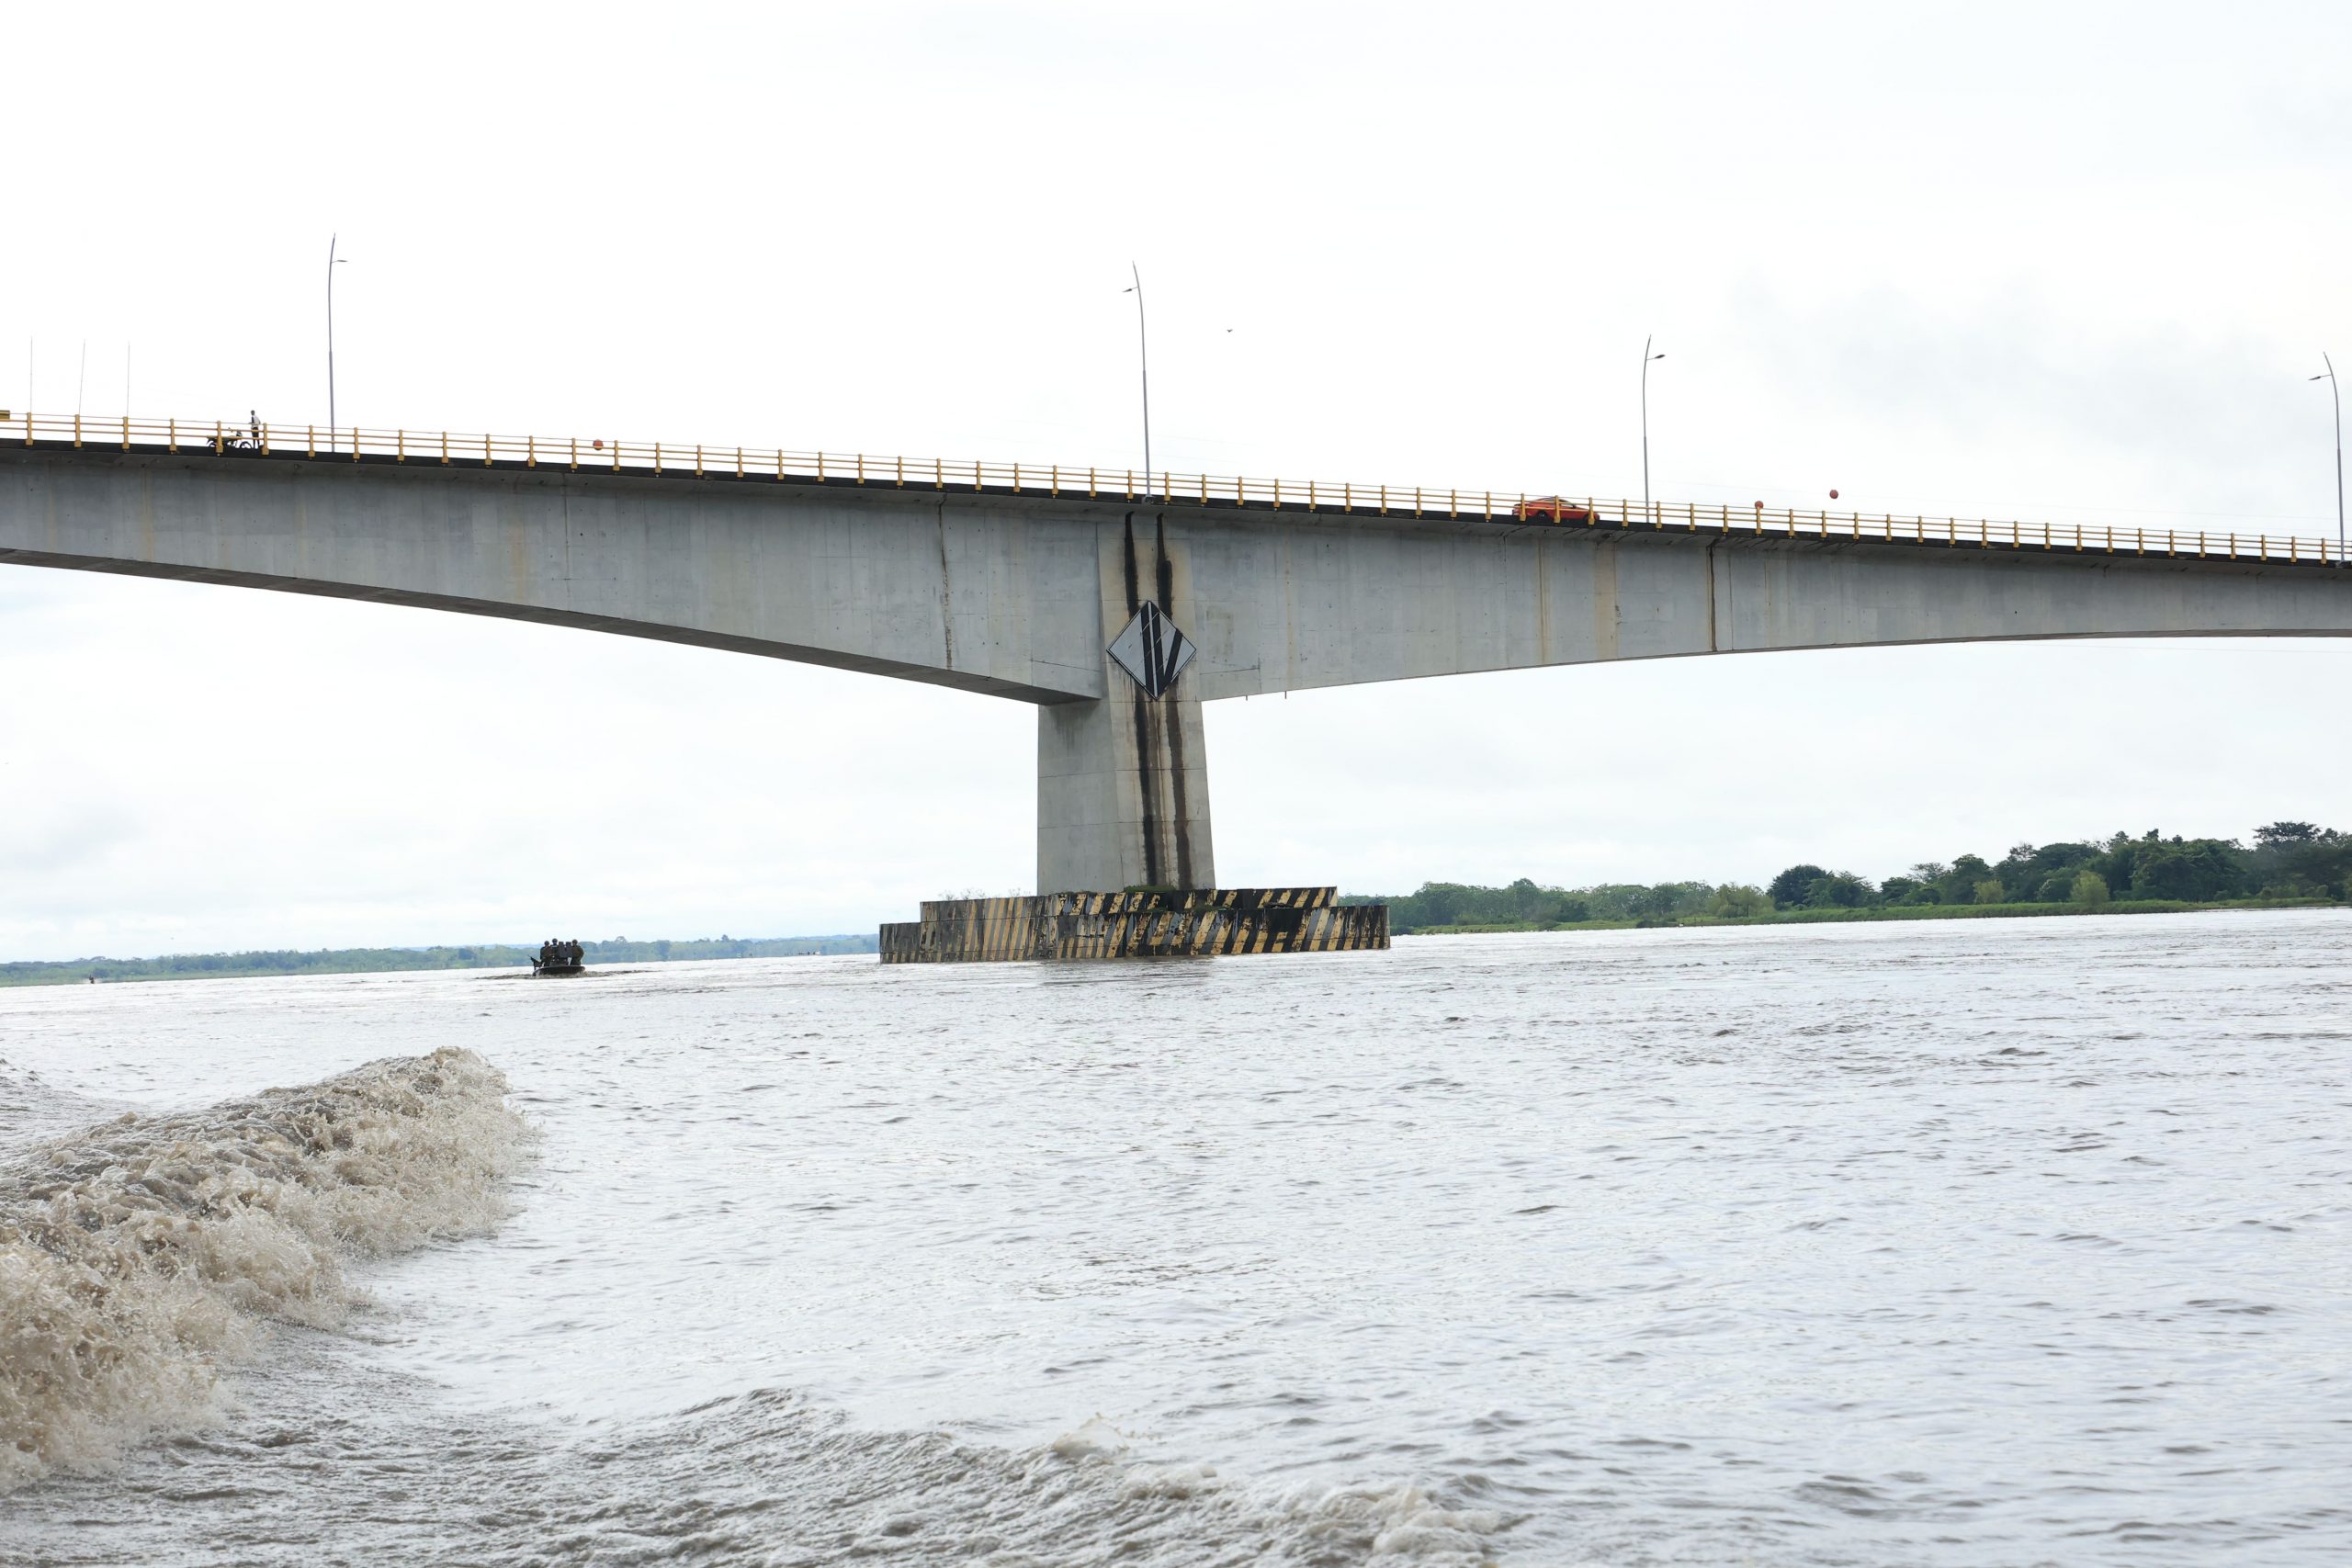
3,1 -> 2349,960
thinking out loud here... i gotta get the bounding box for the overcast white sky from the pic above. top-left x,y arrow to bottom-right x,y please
4,1 -> 2349,960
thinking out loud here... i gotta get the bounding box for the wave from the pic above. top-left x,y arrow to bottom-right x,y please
0,1047 -> 531,1489
0,1053 -> 1507,1562
6,1380 -> 1513,1566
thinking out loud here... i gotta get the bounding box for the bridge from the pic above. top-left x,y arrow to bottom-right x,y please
5,410 -> 2348,896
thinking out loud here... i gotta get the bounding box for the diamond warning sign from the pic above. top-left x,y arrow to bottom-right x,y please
1107,602 -> 1196,700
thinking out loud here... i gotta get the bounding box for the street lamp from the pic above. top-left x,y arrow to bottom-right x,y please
1641,335 -> 1666,521
2312,355 -> 2343,567
1125,262 -> 1152,500
327,235 -> 350,438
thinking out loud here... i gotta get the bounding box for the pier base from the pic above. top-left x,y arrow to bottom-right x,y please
879,887 -> 1389,964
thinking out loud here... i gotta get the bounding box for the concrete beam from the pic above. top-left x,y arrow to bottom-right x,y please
0,449 -> 1108,704
1174,512 -> 2352,699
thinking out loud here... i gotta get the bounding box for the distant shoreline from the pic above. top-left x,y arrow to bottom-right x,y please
0,933 -> 878,989
8,895 -> 2342,988
1395,897 -> 2340,936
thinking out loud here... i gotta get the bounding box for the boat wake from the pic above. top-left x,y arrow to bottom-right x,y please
0,1047 -> 531,1489
9,1370 -> 1512,1566
1,1049 -> 1509,1562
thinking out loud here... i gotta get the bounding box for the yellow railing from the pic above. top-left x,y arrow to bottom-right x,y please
8,408 -> 2346,568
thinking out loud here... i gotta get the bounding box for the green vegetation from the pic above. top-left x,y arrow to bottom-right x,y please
0,932 -> 877,989
1346,822 -> 2348,934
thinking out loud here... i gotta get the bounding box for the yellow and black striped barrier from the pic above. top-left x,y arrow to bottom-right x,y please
879,886 -> 1389,963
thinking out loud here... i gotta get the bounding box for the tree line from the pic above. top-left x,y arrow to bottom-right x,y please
1351,822 -> 2347,933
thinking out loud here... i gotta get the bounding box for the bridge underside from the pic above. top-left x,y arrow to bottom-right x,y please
6,442 -> 2349,897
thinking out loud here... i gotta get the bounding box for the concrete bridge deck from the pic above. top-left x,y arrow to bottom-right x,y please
6,411 -> 2348,895
13,410 -> 2342,567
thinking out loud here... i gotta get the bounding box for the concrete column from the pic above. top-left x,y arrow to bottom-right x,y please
1035,513 -> 1216,893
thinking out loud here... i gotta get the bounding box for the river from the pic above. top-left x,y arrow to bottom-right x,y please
3,910 -> 2346,1565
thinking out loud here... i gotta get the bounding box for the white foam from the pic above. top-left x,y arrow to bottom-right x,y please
1043,1414 -> 1510,1563
1045,1412 -> 1131,1461
0,1047 -> 530,1489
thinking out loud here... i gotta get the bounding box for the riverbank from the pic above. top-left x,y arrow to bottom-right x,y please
0,932 -> 877,988
1405,896 -> 2340,936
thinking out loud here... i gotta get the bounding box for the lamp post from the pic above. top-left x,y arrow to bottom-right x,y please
1641,335 -> 1665,521
327,235 -> 349,437
2313,355 -> 2343,567
1125,262 -> 1151,500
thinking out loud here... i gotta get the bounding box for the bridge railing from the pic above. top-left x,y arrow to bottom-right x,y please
9,408 -> 2346,568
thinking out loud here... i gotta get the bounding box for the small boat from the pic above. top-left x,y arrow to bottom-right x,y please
530,941 -> 587,977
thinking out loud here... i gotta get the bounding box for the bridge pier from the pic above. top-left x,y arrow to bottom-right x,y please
1036,511 -> 1215,892
1037,689 -> 1214,892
